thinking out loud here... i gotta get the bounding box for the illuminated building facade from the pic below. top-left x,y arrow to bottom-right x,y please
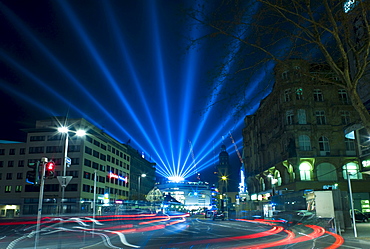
0,117 -> 155,217
242,59 -> 370,213
155,181 -> 213,211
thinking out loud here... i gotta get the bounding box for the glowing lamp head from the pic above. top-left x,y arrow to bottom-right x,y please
168,176 -> 184,182
58,127 -> 69,133
76,130 -> 86,136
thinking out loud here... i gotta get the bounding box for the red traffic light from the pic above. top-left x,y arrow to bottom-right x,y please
46,161 -> 55,171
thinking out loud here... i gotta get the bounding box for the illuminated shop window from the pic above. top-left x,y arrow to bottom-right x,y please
343,163 -> 362,179
299,162 -> 312,181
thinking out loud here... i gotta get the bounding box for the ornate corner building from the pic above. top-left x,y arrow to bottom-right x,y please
242,59 -> 370,212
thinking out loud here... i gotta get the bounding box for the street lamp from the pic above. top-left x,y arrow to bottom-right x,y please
138,174 -> 147,200
58,127 -> 86,215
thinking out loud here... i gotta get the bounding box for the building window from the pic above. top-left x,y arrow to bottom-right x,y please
286,110 -> 294,125
317,163 -> 338,181
30,136 -> 45,141
338,89 -> 349,104
340,111 -> 350,125
15,185 -> 22,192
297,109 -> 307,124
8,161 -> 14,167
313,89 -> 324,101
319,136 -> 330,155
298,135 -> 311,151
343,163 -> 362,179
296,88 -> 303,100
47,134 -> 62,141
299,162 -> 312,181
84,159 -> 91,167
345,138 -> 356,153
71,158 -> 80,165
0,149 -> 5,155
315,110 -> 327,125
85,146 -> 92,155
0,161 -> 3,167
93,150 -> 100,158
86,136 -> 93,143
9,149 -> 15,155
29,147 -> 44,154
284,89 -> 291,102
6,173 -> 12,180
18,160 -> 24,167
46,146 -> 63,153
93,140 -> 101,147
17,173 -> 23,179
69,145 -> 81,152
84,172 -> 91,180
20,148 -> 25,155
5,186 -> 11,193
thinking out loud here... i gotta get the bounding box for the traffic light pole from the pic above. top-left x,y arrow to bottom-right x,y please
35,158 -> 47,249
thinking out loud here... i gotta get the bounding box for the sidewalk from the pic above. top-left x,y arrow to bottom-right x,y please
341,222 -> 370,243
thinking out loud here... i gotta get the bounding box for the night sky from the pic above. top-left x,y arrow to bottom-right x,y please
0,0 -> 272,183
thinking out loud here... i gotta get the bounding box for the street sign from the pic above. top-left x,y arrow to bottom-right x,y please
57,176 -> 73,187
66,157 -> 71,165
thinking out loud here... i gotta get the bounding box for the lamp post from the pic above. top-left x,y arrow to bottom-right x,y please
58,127 -> 86,215
138,174 -> 146,200
347,170 -> 358,238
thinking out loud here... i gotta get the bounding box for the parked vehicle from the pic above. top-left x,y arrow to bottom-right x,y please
351,209 -> 368,222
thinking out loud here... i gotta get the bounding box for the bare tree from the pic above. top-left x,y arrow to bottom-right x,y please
187,0 -> 370,133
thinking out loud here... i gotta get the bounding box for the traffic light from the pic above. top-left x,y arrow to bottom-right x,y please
45,161 -> 55,178
26,161 -> 40,185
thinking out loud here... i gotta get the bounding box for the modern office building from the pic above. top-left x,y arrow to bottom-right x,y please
155,180 -> 214,212
0,117 -> 156,217
242,59 -> 370,213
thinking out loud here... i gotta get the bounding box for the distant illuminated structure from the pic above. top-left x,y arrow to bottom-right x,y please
154,180 -> 213,211
217,144 -> 230,194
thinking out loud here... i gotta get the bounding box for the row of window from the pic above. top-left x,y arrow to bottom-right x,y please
0,148 -> 25,155
85,146 -> 130,169
82,184 -> 128,197
4,183 -> 130,197
0,158 -> 79,168
0,170 -> 79,180
27,135 -> 130,161
297,135 -> 355,153
284,88 -> 349,103
85,136 -> 129,160
285,109 -> 351,125
83,170 -> 129,188
281,67 -> 339,82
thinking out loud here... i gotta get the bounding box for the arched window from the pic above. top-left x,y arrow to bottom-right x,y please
275,170 -> 282,186
319,136 -> 330,155
299,162 -> 312,181
260,177 -> 265,191
317,163 -> 337,181
298,135 -> 311,151
343,163 -> 362,179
